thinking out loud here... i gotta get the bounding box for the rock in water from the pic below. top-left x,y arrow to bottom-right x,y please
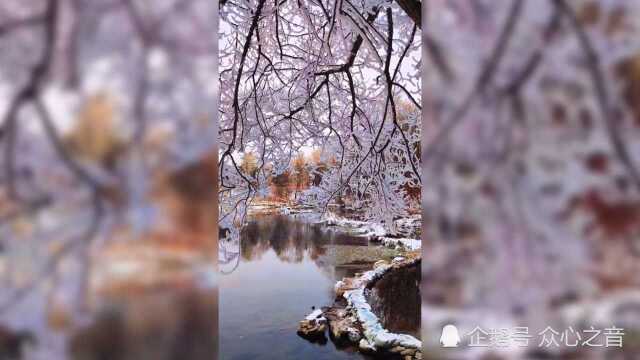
297,309 -> 327,341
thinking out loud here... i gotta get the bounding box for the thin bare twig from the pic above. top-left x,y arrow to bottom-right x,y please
423,0 -> 524,164
554,0 -> 640,192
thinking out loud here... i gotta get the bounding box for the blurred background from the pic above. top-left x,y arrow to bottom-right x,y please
0,1 -> 218,359
423,0 -> 640,358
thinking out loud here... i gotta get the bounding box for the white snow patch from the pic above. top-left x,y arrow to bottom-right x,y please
322,212 -> 387,237
305,309 -> 324,321
379,237 -> 421,250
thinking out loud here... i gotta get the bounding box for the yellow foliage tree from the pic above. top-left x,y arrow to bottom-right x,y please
240,152 -> 259,178
65,92 -> 124,169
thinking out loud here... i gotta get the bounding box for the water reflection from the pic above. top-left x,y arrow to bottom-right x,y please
221,215 -> 375,360
240,214 -> 369,263
69,288 -> 217,360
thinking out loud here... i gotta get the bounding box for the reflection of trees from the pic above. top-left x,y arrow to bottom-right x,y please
239,216 -> 329,263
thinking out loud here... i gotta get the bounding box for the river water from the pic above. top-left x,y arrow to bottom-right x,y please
220,214 -> 390,360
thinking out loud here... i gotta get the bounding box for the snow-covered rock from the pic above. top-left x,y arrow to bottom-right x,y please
378,237 -> 422,251
305,309 -> 325,321
297,309 -> 327,341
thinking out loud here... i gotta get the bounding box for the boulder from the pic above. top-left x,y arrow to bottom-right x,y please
324,307 -> 362,344
297,309 -> 327,341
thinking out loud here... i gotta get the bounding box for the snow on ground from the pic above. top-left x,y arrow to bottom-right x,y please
322,212 -> 372,228
304,309 -> 326,323
321,212 -> 420,245
377,237 -> 422,251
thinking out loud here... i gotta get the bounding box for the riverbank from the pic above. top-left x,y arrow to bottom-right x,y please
299,256 -> 422,360
277,204 -> 423,359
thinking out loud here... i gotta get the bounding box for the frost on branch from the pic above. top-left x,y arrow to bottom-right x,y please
424,0 -> 640,349
1,1 -> 218,357
219,0 -> 422,268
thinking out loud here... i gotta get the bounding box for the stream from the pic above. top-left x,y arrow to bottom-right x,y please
220,214 -> 399,360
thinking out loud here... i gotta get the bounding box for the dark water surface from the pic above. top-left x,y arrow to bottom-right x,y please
220,215 -> 373,360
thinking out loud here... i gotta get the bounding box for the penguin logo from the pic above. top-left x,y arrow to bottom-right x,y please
440,324 -> 461,347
